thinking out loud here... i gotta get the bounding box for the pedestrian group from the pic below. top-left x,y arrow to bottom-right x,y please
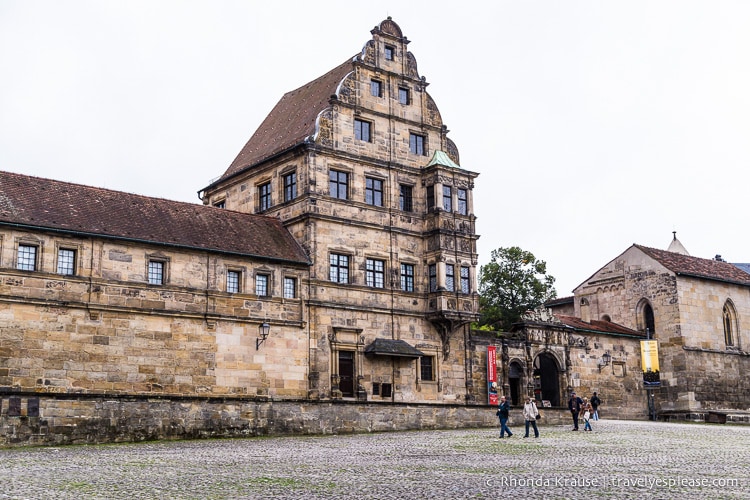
496,391 -> 602,438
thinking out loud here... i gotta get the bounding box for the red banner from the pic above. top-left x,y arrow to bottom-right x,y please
487,346 -> 498,405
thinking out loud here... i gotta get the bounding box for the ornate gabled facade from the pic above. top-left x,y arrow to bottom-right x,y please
200,17 -> 480,404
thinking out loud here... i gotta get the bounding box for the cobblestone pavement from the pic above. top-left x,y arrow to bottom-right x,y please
1,419 -> 749,499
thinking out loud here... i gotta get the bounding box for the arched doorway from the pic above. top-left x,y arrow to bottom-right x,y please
508,361 -> 524,405
534,353 -> 560,406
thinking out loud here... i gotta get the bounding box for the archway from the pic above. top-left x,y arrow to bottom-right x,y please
508,361 -> 524,405
534,353 -> 560,406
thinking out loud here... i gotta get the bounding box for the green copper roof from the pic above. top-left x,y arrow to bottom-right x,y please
426,150 -> 461,169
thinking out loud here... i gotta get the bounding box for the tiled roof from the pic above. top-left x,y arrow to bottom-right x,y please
0,171 -> 310,265
556,315 -> 645,337
635,245 -> 750,286
544,296 -> 574,307
217,58 -> 355,183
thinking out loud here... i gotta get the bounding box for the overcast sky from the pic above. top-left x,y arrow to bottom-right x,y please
2,1 -> 749,296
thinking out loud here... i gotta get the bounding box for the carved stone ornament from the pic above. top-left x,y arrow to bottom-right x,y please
523,306 -> 564,325
568,335 -> 589,349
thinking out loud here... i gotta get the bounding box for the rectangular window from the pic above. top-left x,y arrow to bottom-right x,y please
255,274 -> 269,296
329,253 -> 349,283
461,266 -> 471,294
398,87 -> 410,105
429,264 -> 437,292
385,45 -> 394,60
17,244 -> 37,271
445,264 -> 455,292
420,356 -> 435,381
283,277 -> 297,299
366,259 -> 385,288
283,172 -> 297,202
148,261 -> 164,285
381,383 -> 392,398
365,177 -> 383,206
57,248 -> 76,275
227,270 -> 240,293
213,200 -> 226,209
457,188 -> 468,215
426,185 -> 435,210
400,263 -> 414,292
442,186 -> 452,212
259,182 -> 272,211
372,382 -> 380,396
354,119 -> 371,142
399,184 -> 413,212
409,133 -> 425,156
329,170 -> 348,200
370,79 -> 383,97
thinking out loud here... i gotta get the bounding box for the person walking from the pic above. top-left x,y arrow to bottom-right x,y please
496,395 -> 513,438
568,391 -> 583,431
590,392 -> 601,421
583,401 -> 593,431
522,396 -> 540,438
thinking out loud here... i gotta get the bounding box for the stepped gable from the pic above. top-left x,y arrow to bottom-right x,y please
220,58 -> 354,182
636,244 -> 750,286
0,171 -> 310,264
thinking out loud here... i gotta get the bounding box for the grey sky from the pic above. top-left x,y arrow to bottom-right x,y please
2,0 -> 749,296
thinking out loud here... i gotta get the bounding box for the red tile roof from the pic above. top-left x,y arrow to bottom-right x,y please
556,315 -> 645,337
0,171 -> 310,265
635,244 -> 750,286
217,58 -> 355,183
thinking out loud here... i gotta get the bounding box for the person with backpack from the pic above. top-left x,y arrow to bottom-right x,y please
495,395 -> 513,438
568,391 -> 584,431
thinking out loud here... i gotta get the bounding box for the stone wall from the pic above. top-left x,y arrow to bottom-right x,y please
0,392 -> 507,448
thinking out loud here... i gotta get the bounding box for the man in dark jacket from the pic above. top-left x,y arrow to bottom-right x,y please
568,392 -> 584,431
496,395 -> 513,438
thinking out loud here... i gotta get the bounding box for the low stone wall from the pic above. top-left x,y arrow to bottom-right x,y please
0,392 -> 642,447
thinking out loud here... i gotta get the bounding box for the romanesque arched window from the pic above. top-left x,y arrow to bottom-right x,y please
637,299 -> 656,336
723,300 -> 737,347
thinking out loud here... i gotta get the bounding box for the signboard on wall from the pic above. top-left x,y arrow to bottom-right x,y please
487,346 -> 499,405
640,340 -> 661,387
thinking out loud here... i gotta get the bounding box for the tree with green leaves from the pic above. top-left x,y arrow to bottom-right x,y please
478,246 -> 557,332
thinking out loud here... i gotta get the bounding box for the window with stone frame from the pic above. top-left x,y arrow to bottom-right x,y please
258,182 -> 272,211
442,185 -> 452,212
17,244 -> 37,271
354,119 -> 372,142
445,264 -> 455,292
409,133 -> 425,156
426,185 -> 435,211
283,277 -> 297,299
366,258 -> 385,288
429,263 -> 437,292
399,184 -> 413,212
460,266 -> 471,294
420,356 -> 435,381
57,248 -> 76,275
400,263 -> 414,292
370,79 -> 383,97
227,270 -> 241,293
398,87 -> 410,105
457,188 -> 468,215
283,172 -> 297,202
329,253 -> 350,283
148,260 -> 165,285
329,170 -> 349,200
723,301 -> 737,347
384,45 -> 394,60
255,273 -> 270,297
365,177 -> 383,206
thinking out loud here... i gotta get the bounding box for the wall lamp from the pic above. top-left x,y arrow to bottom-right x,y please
256,322 -> 270,350
598,351 -> 612,371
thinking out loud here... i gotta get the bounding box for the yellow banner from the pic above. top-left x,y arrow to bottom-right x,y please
640,340 -> 660,372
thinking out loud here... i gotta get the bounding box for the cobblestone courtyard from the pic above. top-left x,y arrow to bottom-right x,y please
1,419 -> 748,499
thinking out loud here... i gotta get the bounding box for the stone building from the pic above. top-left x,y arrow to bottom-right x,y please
199,17 -> 480,405
0,18 -> 491,446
